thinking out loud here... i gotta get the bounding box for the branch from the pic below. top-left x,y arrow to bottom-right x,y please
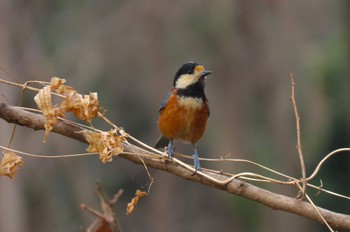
290,74 -> 307,198
0,103 -> 350,230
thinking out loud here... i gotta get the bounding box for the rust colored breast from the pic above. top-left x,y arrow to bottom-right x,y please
158,91 -> 209,144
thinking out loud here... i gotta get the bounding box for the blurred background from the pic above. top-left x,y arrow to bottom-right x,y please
0,0 -> 350,231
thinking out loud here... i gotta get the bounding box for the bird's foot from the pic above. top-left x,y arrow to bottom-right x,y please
193,151 -> 201,171
167,140 -> 174,158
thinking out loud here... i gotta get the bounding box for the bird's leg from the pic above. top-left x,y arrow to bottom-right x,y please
167,139 -> 174,158
192,144 -> 201,171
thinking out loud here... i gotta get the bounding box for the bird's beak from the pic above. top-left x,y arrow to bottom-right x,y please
200,70 -> 212,77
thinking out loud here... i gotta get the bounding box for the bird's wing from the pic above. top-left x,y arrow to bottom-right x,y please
159,91 -> 172,113
154,136 -> 170,149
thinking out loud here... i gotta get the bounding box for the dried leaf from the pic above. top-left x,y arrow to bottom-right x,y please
34,84 -> 58,141
61,91 -> 99,122
0,151 -> 24,179
51,76 -> 99,122
126,190 -> 148,215
50,77 -> 66,91
34,77 -> 99,141
85,130 -> 124,163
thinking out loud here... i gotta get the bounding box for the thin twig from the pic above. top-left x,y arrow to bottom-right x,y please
295,182 -> 334,232
0,65 -> 21,83
95,112 -> 156,194
0,145 -> 97,159
307,148 -> 350,181
123,138 -> 155,194
127,134 -> 163,155
290,74 -> 307,198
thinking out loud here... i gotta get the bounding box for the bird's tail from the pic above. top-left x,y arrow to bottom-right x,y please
154,136 -> 170,149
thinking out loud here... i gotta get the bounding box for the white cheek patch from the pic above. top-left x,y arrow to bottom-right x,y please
177,96 -> 203,109
175,74 -> 199,89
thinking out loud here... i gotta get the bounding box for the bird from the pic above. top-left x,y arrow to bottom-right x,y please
155,61 -> 211,171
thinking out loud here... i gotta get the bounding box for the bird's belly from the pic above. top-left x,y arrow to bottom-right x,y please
158,96 -> 209,144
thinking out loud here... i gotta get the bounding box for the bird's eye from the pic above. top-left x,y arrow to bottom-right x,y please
187,70 -> 193,74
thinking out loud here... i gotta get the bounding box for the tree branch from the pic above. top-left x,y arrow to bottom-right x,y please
0,103 -> 349,230
290,74 -> 307,199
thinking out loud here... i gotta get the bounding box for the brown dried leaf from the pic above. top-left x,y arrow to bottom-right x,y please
126,190 -> 148,215
0,151 -> 24,179
34,84 -> 58,141
50,77 -> 66,91
85,129 -> 124,163
34,77 -> 99,141
52,76 -> 99,122
61,91 -> 99,122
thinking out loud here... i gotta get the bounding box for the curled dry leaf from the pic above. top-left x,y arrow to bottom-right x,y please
34,84 -> 59,142
51,76 -> 99,122
0,151 -> 24,179
85,129 -> 124,163
50,76 -> 66,91
61,91 -> 99,122
126,190 -> 148,215
34,77 -> 99,141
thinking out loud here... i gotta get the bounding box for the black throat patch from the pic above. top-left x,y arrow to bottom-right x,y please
176,80 -> 207,101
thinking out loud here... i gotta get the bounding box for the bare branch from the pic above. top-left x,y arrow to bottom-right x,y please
290,74 -> 307,198
0,103 -> 350,230
0,103 -> 86,143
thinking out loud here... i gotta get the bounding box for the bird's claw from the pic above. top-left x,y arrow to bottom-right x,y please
193,153 -> 201,171
167,140 -> 174,158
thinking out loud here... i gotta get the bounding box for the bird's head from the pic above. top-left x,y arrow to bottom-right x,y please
173,61 -> 211,89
